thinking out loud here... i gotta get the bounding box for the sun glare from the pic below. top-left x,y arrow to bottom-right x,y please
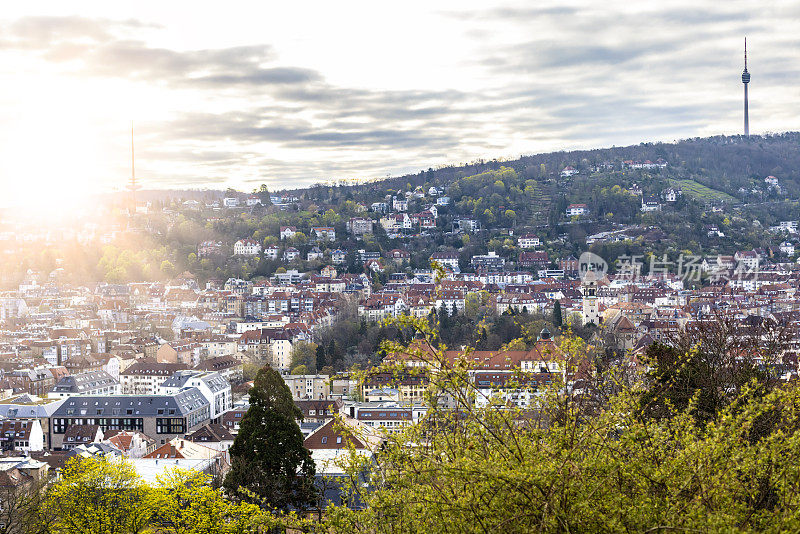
0,108 -> 109,212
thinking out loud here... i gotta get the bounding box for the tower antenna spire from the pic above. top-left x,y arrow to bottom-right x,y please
744,37 -> 748,70
128,121 -> 140,212
131,122 -> 135,188
741,37 -> 750,136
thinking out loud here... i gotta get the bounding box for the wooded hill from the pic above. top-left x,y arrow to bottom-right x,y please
289,132 -> 800,201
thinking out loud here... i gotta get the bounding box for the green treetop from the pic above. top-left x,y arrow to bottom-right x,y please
223,366 -> 317,511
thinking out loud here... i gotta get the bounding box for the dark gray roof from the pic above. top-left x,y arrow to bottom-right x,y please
63,424 -> 101,442
185,423 -> 234,442
51,389 -> 209,418
121,360 -> 191,377
160,371 -> 230,394
51,371 -> 118,394
196,355 -> 241,372
0,397 -> 65,418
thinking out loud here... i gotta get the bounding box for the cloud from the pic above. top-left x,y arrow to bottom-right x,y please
1,17 -> 283,87
86,42 -> 285,85
4,16 -> 142,47
443,6 -> 577,21
0,4 -> 798,191
148,107 -> 462,152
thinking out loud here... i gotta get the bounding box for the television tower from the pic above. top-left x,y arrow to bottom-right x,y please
128,122 -> 140,212
742,38 -> 750,136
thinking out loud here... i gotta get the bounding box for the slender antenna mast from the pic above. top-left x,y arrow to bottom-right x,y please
742,37 -> 750,136
128,122 -> 140,212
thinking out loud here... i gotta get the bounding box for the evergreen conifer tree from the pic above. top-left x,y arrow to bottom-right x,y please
223,366 -> 317,511
315,343 -> 326,368
553,299 -> 563,327
438,304 -> 450,331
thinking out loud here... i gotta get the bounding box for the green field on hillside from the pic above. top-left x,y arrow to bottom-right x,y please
670,179 -> 740,204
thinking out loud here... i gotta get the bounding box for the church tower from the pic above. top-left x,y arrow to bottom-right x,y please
581,269 -> 600,326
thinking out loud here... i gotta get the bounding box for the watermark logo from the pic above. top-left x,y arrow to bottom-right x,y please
612,253 -> 760,284
579,251 -> 608,280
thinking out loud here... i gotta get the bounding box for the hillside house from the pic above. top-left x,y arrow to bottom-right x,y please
430,251 -> 460,272
280,226 -> 298,240
347,218 -> 373,236
311,227 -> 336,242
283,247 -> 300,262
566,204 -> 588,217
663,188 -> 682,202
331,249 -> 346,265
518,234 -> 541,248
233,239 -> 261,256
560,166 -> 579,177
640,197 -> 661,212
264,245 -> 280,260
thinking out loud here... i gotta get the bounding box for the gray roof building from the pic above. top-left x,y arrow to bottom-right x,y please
160,371 -> 228,395
50,390 -> 211,449
159,371 -> 232,420
49,371 -> 119,398
121,360 -> 190,377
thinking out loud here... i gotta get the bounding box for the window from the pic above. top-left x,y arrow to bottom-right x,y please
336,436 -> 342,444
156,418 -> 186,434
321,437 -> 327,444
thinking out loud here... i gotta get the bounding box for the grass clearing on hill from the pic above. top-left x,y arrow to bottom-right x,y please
670,179 -> 740,204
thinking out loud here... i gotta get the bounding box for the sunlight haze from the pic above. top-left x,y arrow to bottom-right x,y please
0,0 -> 798,201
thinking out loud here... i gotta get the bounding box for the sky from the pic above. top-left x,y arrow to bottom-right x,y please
0,0 -> 798,205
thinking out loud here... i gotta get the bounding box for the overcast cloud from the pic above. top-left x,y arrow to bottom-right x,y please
0,1 -> 797,194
